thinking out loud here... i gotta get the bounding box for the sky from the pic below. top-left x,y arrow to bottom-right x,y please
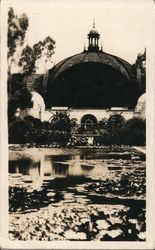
7,0 -> 155,73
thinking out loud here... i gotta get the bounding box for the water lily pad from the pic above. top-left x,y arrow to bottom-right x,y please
138,231 -> 146,240
96,219 -> 110,230
46,192 -> 55,197
109,215 -> 122,225
107,229 -> 122,238
64,230 -> 86,240
80,218 -> 90,224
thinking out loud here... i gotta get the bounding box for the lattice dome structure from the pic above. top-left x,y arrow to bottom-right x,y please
45,24 -> 140,109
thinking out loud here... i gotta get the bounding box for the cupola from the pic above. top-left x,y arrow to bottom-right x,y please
87,21 -> 101,52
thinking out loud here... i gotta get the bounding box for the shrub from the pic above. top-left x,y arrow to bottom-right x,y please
124,117 -> 146,130
107,114 -> 125,133
49,130 -> 71,147
48,112 -> 73,146
98,118 -> 108,130
9,118 -> 33,144
118,127 -> 145,146
95,117 -> 146,146
94,130 -> 111,146
24,116 -> 42,128
117,118 -> 146,146
67,136 -> 88,147
50,112 -> 71,132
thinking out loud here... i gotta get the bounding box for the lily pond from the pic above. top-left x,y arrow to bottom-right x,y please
9,146 -> 146,241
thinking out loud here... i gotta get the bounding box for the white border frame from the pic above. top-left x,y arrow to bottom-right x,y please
0,0 -> 155,249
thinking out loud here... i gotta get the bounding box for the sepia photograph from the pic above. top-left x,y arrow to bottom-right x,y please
0,0 -> 155,249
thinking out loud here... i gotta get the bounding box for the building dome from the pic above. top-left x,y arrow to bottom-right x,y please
137,93 -> 146,104
135,93 -> 146,119
45,26 -> 140,109
48,51 -> 134,81
31,91 -> 45,109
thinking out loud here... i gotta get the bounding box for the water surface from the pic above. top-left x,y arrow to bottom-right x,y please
9,147 -> 146,241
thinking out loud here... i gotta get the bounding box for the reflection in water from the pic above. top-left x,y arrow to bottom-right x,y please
9,154 -> 95,178
9,159 -> 34,175
53,163 -> 69,177
9,160 -> 19,174
81,165 -> 94,171
9,153 -> 109,190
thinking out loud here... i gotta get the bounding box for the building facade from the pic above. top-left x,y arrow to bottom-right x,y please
18,24 -> 146,127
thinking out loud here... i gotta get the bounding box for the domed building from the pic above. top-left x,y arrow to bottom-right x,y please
45,24 -> 140,109
21,24 -> 145,127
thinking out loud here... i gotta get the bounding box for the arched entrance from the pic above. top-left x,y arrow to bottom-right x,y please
81,114 -> 98,131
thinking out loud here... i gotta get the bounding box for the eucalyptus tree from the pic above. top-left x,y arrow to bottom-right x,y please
7,7 -> 56,121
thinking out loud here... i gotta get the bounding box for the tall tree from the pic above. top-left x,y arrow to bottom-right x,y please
7,7 -> 56,122
8,7 -> 29,61
8,7 -> 32,122
8,7 -> 29,96
18,36 -> 55,76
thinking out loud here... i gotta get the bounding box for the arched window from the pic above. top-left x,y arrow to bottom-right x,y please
81,114 -> 98,130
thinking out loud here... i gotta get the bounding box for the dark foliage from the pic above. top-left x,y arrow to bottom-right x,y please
117,127 -> 145,146
24,116 -> 42,127
8,8 -> 55,122
113,117 -> 146,146
9,119 -> 33,144
8,7 -> 29,58
48,112 -> 73,146
9,114 -> 146,146
94,116 -> 145,146
98,118 -> 108,130
50,112 -> 71,132
8,79 -> 32,122
124,117 -> 145,130
67,136 -> 88,147
94,130 -> 111,146
107,114 -> 125,131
